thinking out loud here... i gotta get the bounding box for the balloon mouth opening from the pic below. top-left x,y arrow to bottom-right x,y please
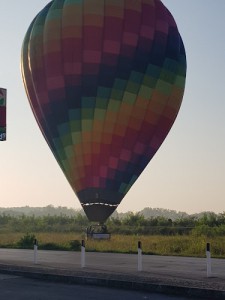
81,203 -> 118,223
77,188 -> 123,222
81,202 -> 118,207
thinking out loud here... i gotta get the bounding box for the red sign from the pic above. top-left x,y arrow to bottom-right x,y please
0,88 -> 6,141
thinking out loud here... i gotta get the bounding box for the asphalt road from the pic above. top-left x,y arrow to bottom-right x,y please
0,249 -> 224,299
0,248 -> 224,280
0,274 -> 198,300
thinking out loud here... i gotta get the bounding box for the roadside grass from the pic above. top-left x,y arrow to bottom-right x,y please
0,232 -> 224,258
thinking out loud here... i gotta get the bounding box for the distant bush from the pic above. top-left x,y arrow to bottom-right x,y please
69,240 -> 81,251
17,233 -> 36,249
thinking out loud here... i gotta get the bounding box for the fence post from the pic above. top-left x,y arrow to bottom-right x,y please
33,239 -> 38,265
206,242 -> 212,277
81,239 -> 85,268
138,241 -> 142,271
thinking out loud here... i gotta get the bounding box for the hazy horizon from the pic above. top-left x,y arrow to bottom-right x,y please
0,204 -> 223,216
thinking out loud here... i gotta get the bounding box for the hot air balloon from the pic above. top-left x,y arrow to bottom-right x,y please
21,0 -> 186,225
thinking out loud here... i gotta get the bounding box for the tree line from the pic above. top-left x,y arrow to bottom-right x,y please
0,209 -> 225,236
0,205 -> 215,220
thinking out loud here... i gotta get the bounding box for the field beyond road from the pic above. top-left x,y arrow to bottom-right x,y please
0,232 -> 225,258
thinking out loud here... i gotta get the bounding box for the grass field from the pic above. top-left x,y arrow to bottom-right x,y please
0,232 -> 224,258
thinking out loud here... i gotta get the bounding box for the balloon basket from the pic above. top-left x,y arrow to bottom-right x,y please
86,224 -> 111,240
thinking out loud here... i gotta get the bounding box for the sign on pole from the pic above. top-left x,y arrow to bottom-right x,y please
0,88 -> 6,141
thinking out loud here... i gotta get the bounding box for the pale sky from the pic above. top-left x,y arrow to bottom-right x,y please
0,0 -> 224,214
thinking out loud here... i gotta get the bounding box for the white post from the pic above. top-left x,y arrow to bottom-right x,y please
206,242 -> 212,277
138,241 -> 142,272
33,239 -> 38,265
81,240 -> 85,268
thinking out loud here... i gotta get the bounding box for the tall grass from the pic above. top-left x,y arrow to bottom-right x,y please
0,232 -> 224,258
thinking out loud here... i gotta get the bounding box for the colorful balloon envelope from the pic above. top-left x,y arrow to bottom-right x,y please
21,0 -> 186,223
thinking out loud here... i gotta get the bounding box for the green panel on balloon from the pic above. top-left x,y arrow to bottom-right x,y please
21,0 -> 186,223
